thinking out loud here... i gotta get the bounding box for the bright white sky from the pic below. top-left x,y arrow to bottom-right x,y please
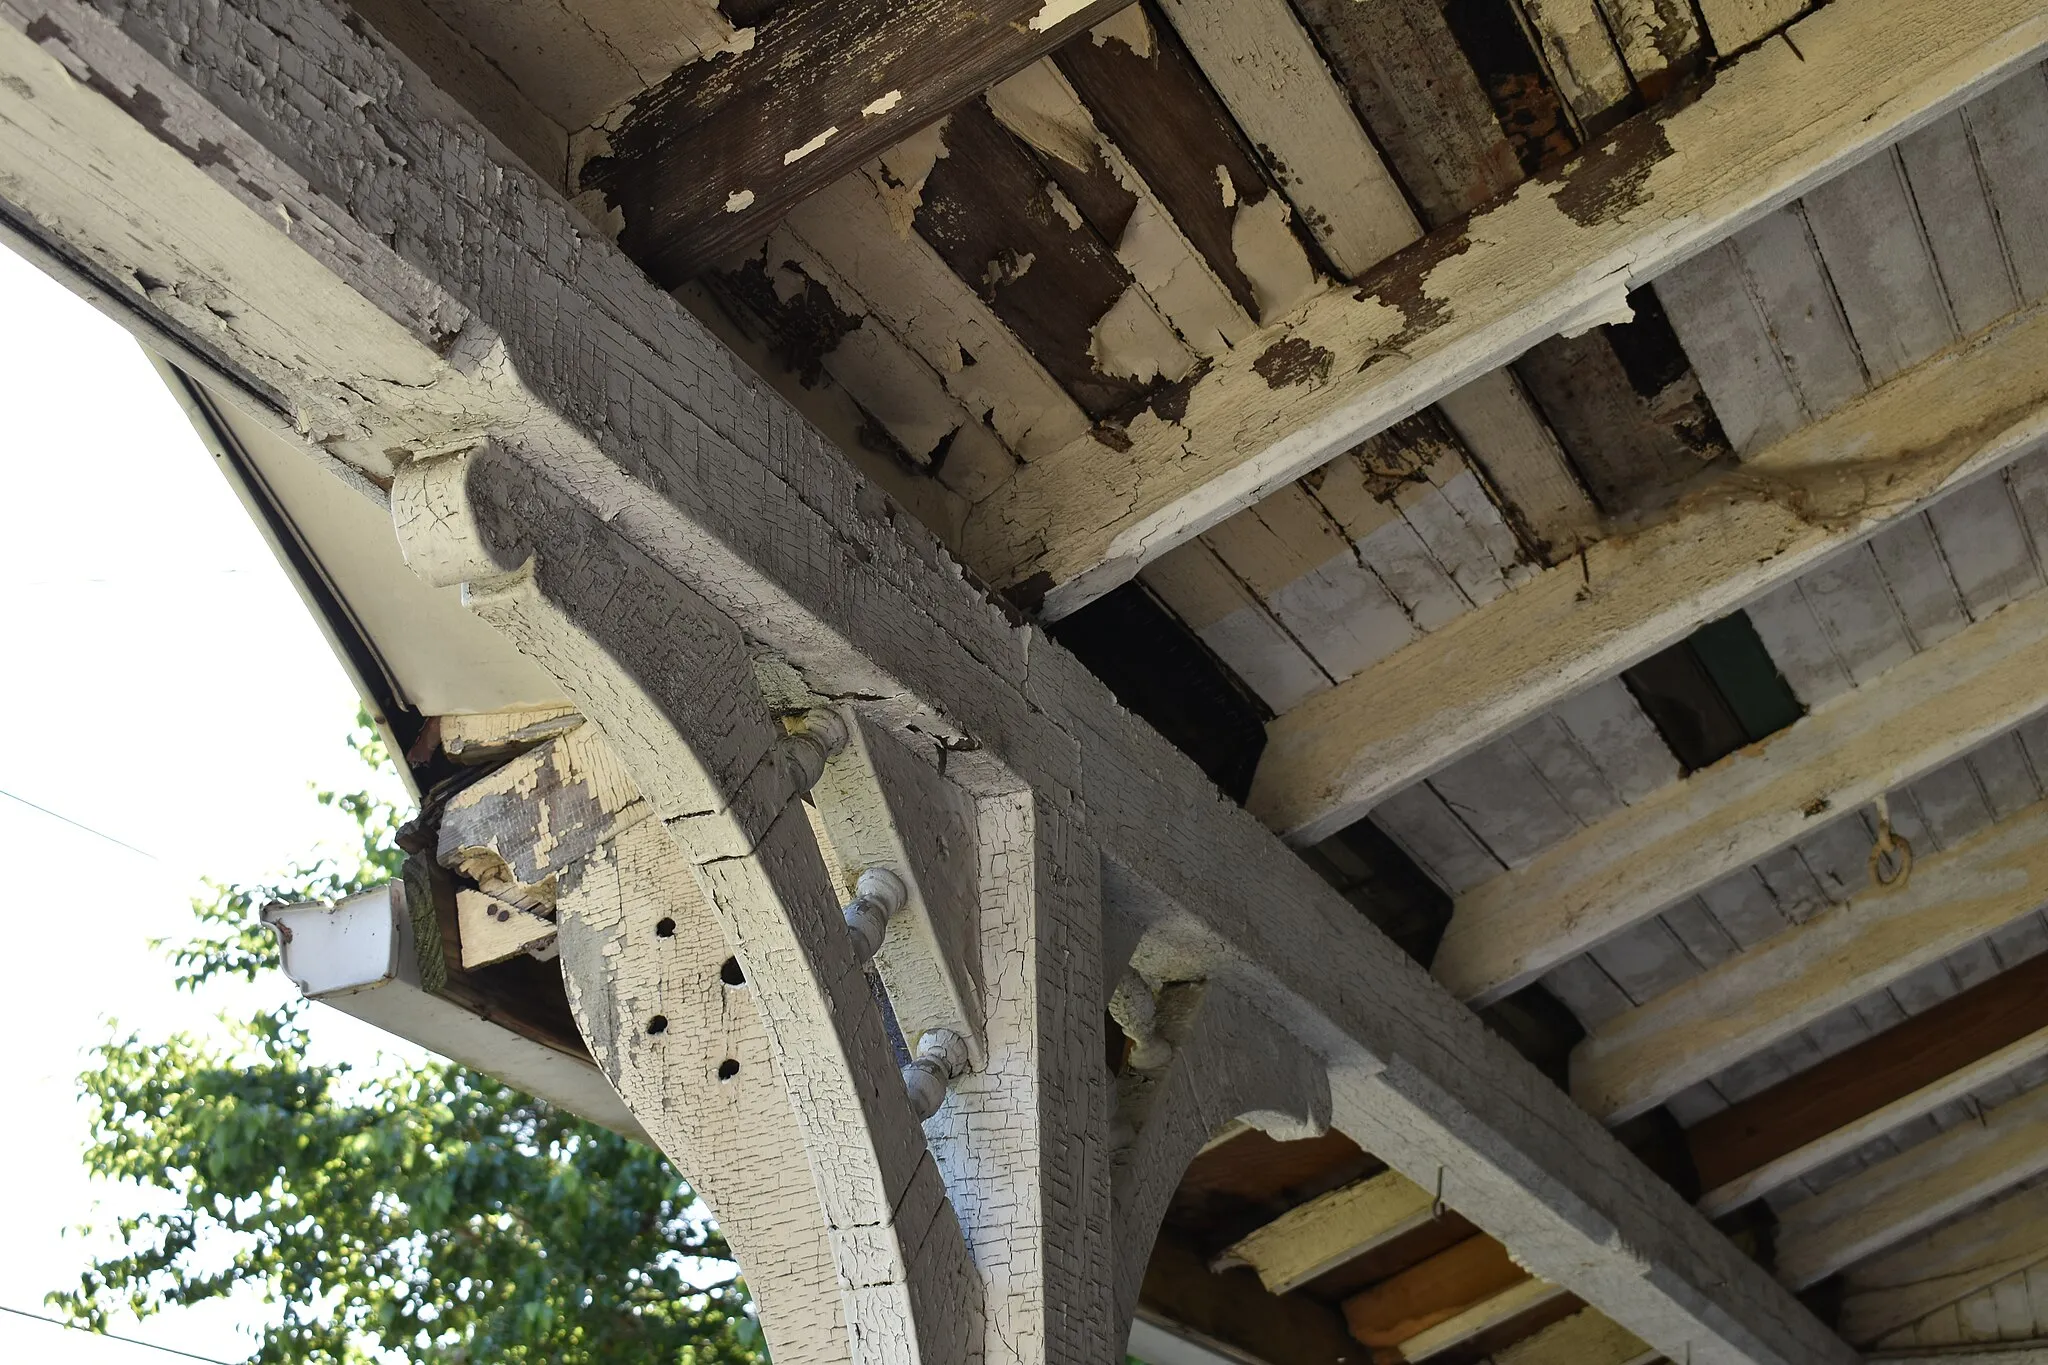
0,243 -> 420,1362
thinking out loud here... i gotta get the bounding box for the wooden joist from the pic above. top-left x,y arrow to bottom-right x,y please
1496,1309 -> 1658,1365
1432,583 -> 2048,1005
1342,1235 -> 1531,1348
1691,954 -> 2048,1216
1573,797 -> 2048,1123
963,0 -> 2048,618
1775,1082 -> 2048,1289
0,5 -> 1862,1359
1393,1278 -> 1573,1361
570,0 -> 1136,281
1840,1182 -> 2048,1344
1251,297 -> 2048,848
1217,1168 -> 1437,1294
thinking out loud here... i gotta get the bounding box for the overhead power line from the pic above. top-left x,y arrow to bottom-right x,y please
0,1302 -> 240,1364
0,785 -> 159,860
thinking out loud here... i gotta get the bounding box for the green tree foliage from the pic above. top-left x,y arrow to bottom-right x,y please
55,714 -> 765,1364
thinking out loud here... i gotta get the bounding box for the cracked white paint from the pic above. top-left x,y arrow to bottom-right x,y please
783,125 -> 839,165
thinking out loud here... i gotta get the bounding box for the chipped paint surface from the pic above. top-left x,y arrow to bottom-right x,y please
724,187 -> 755,212
1090,3 -> 1154,55
861,89 -> 903,117
873,119 -> 950,237
1230,193 -> 1319,320
783,125 -> 840,165
1089,285 -> 1196,383
1029,0 -> 1098,32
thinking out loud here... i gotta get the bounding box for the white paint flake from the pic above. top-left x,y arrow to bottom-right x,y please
1091,4 -> 1154,54
862,90 -> 903,118
783,126 -> 840,165
1217,165 -> 1238,208
1089,286 -> 1194,383
724,187 -> 755,212
1030,0 -> 1096,31
1045,181 -> 1084,231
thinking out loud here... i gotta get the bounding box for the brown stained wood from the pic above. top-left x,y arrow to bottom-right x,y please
1140,1234 -> 1361,1365
1514,327 -> 1728,516
1421,1289 -> 1586,1365
912,98 -> 1154,419
1054,7 -> 1290,316
1302,1211 -> 1480,1301
1440,0 -> 1580,174
1688,951 -> 2048,1199
1288,0 -> 1522,227
574,0 -> 1135,281
1167,1128 -> 1382,1248
1342,1235 -> 1531,1347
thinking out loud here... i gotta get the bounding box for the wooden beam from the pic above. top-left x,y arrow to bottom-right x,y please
962,0 -> 2048,618
570,0 -> 1134,281
1691,954 -> 2048,1216
1573,798 -> 2048,1123
1874,1351 -> 2048,1365
1343,1235 -> 1530,1347
1251,298 -> 2048,848
0,6 -> 1856,1360
1841,1183 -> 2048,1344
1776,1083 -> 2048,1289
1393,1278 -> 1573,1361
1433,583 -> 2048,1004
1217,1168 -> 1437,1295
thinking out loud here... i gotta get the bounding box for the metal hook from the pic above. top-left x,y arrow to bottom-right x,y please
1431,1167 -> 1447,1220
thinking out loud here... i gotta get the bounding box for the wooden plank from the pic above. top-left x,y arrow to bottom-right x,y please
1967,64 -> 2048,306
570,0 -> 1134,281
1841,1183 -> 2048,1344
1434,587 -> 2048,1003
1928,470 -> 2043,617
1139,540 -> 1330,712
1342,1236 -> 1530,1347
1690,953 -> 2048,1214
1656,240 -> 1804,456
0,5 -> 1871,1358
1598,0 -> 1701,101
1520,0 -> 1636,134
1437,368 -> 1602,561
1898,110 -> 2021,336
1775,1081 -> 2048,1288
1571,796 -> 2048,1123
1728,206 -> 1871,419
1394,1278 -> 1572,1360
963,0 -> 2048,616
1151,0 -> 1418,277
1496,1309 -> 1657,1365
1216,1168 -> 1437,1294
1250,291 -> 2048,848
1052,7 -> 1311,324
1696,0 -> 1803,53
1284,0 -> 1522,228
1802,149 -> 1958,382
1866,513 -> 1971,651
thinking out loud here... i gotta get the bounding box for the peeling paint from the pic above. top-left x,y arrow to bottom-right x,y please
724,187 -> 755,212
1217,165 -> 1237,209
1252,335 -> 1333,388
1029,0 -> 1097,32
1045,181 -> 1084,231
862,89 -> 903,118
1089,286 -> 1194,384
985,62 -> 1098,171
1090,4 -> 1154,55
783,125 -> 840,165
982,250 -> 1036,290
1230,194 -> 1318,321
873,119 -> 950,238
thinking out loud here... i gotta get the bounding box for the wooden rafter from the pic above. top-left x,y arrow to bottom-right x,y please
0,1 -> 1859,1359
1251,300 -> 2048,849
1840,1182 -> 2048,1344
961,0 -> 2048,618
1690,953 -> 2048,1217
1433,584 -> 2048,1005
1572,798 -> 2048,1123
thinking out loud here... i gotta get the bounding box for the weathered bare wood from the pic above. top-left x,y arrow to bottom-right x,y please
1434,582 -> 2048,1005
962,0 -> 2048,616
1251,303 -> 2048,848
1343,1235 -> 1531,1346
1573,797 -> 2048,1123
1776,1082 -> 2048,1289
1496,1309 -> 1658,1365
570,0 -> 1135,281
1217,1168 -> 1436,1294
1841,1183 -> 2048,1344
1692,953 -> 2048,1216
0,5 -> 1855,1359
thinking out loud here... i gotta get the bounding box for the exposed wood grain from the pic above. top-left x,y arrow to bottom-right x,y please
1285,0 -> 1522,228
1696,0 -> 1803,53
1251,300 -> 2048,847
1495,1309 -> 1657,1365
572,0 -> 1135,280
1433,583 -> 2048,1004
1802,149 -> 1958,382
1436,369 -> 1602,562
1392,1277 -> 1572,1360
1151,0 -> 1418,277
1342,1235 -> 1530,1346
1217,1168 -> 1437,1294
964,0 -> 2048,616
1775,1081 -> 2048,1288
1520,0 -> 1636,133
1690,953 -> 2048,1214
1571,796 -> 2048,1123
1598,0 -> 1702,99
1840,1181 -> 2048,1343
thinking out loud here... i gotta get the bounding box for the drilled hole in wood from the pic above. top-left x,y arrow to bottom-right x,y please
647,1015 -> 669,1035
717,1058 -> 740,1081
654,916 -> 676,938
720,956 -> 746,987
